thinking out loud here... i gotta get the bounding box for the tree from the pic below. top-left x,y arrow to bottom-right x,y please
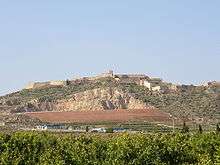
198,124 -> 203,134
216,124 -> 220,134
106,127 -> 114,133
181,122 -> 189,133
65,79 -> 71,86
85,126 -> 89,132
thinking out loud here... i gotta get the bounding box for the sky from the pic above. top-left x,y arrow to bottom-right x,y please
0,0 -> 220,95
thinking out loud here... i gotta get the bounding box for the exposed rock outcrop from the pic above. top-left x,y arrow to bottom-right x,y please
54,87 -> 147,111
6,87 -> 148,113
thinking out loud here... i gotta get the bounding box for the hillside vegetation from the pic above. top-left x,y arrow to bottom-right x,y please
0,77 -> 220,123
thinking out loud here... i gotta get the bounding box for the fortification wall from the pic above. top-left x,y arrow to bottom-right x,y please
34,82 -> 50,88
25,82 -> 36,89
25,81 -> 65,90
25,82 -> 49,89
49,80 -> 65,86
87,72 -> 114,81
24,71 -> 151,90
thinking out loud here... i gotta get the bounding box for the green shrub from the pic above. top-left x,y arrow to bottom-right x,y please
106,127 -> 113,133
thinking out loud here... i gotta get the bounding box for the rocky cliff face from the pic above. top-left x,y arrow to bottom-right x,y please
4,87 -> 148,113
54,87 -> 147,111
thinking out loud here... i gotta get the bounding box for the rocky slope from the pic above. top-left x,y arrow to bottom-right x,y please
0,87 -> 148,113
54,87 -> 147,111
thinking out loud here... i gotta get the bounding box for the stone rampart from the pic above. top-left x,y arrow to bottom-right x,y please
25,81 -> 65,89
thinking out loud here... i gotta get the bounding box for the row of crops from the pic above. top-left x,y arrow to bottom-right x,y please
0,132 -> 220,164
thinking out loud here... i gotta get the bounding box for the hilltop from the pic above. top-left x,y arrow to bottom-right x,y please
0,70 -> 220,130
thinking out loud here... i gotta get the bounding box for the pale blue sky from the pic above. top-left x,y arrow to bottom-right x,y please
0,0 -> 220,95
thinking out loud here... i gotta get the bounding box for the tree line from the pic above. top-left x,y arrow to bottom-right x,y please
0,131 -> 220,164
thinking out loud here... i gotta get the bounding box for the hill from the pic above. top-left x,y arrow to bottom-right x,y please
0,71 -> 220,129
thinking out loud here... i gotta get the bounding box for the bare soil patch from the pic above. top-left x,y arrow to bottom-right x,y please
25,108 -> 171,123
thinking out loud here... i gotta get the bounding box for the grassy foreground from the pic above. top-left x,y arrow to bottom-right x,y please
0,132 -> 220,165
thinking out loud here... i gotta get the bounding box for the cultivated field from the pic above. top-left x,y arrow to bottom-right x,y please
25,108 -> 171,123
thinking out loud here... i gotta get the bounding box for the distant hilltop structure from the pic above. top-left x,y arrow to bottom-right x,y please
25,80 -> 66,90
87,70 -> 151,84
25,70 -> 202,93
25,70 -> 152,90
